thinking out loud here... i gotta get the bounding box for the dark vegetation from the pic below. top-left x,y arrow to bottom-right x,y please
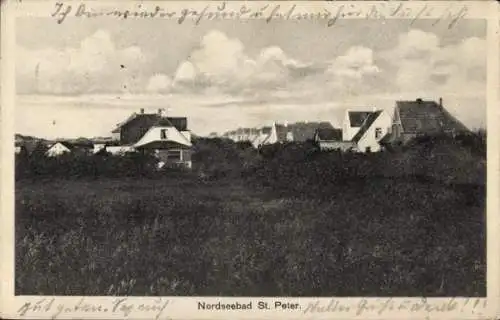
15,132 -> 486,296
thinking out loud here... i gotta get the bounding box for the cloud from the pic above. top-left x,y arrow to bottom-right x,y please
385,29 -> 486,95
171,30 -> 383,101
17,27 -> 485,112
17,30 -> 147,94
146,74 -> 172,93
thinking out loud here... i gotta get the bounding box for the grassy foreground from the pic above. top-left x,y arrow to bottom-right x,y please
15,135 -> 486,296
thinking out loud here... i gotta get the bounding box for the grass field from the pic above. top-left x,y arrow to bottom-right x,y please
15,172 -> 486,296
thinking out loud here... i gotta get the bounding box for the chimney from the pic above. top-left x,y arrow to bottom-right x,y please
439,97 -> 443,107
158,108 -> 165,117
140,108 -> 144,114
416,98 -> 423,103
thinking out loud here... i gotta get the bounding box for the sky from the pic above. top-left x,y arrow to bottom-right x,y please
15,17 -> 487,138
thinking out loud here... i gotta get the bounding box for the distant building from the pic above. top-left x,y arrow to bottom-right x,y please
314,127 -> 355,152
225,121 -> 335,148
110,108 -> 193,169
45,141 -> 93,157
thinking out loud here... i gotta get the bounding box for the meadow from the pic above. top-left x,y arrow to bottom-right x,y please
15,134 -> 486,296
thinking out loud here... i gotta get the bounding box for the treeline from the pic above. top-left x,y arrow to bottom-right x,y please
16,131 -> 486,185
15,151 -> 165,179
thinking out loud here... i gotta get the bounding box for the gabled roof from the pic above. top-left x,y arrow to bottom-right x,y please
112,113 -> 187,133
396,99 -> 469,135
348,111 -> 373,127
352,110 -> 383,142
316,128 -> 342,141
49,141 -> 74,150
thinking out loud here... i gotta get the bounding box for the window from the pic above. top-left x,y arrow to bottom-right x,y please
160,129 -> 167,140
167,150 -> 181,161
375,128 -> 382,139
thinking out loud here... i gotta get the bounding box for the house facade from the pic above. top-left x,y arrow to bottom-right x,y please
110,109 -> 193,169
351,110 -> 392,153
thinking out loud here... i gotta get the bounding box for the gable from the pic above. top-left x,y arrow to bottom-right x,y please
351,111 -> 383,142
134,126 -> 192,148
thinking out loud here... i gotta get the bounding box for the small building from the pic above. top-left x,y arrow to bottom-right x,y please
314,127 -> 355,152
45,141 -> 93,157
45,142 -> 72,157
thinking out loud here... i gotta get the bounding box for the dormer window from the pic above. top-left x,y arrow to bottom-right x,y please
160,129 -> 167,140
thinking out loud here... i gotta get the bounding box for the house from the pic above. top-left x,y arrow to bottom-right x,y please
287,121 -> 334,142
45,141 -> 94,157
341,109 -> 392,153
110,108 -> 193,168
252,126 -> 273,148
314,127 -> 356,151
391,98 -> 470,143
252,121 -> 335,148
350,110 -> 392,153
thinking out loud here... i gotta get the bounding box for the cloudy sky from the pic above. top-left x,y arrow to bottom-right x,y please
16,17 -> 486,138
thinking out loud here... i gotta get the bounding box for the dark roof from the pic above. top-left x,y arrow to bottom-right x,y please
261,126 -> 272,134
316,128 -> 342,141
349,111 -> 373,127
112,113 -> 187,133
396,100 -> 469,135
352,110 -> 383,142
288,122 -> 333,142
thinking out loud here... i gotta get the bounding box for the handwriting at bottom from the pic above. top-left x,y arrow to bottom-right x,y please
17,298 -> 171,320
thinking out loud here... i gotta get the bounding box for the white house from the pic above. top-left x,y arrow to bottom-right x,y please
350,110 -> 392,152
110,109 -> 193,169
45,142 -> 72,157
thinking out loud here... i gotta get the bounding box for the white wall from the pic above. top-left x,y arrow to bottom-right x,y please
134,126 -> 192,148
319,141 -> 356,152
106,146 -> 136,155
45,143 -> 71,157
180,131 -> 191,143
356,111 -> 392,153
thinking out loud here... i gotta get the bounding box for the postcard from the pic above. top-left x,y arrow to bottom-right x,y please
1,0 -> 499,319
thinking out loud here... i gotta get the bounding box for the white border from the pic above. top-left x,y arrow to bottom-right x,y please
1,1 -> 499,320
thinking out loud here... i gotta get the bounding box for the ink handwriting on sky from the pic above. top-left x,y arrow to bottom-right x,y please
50,1 -> 468,29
